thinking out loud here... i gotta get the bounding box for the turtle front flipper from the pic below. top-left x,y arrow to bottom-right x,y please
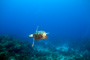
32,38 -> 35,47
36,26 -> 39,32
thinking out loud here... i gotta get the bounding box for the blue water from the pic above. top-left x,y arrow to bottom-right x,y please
0,0 -> 90,46
0,0 -> 90,59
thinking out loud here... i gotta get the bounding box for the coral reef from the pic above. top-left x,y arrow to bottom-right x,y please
34,43 -> 90,60
0,35 -> 34,60
0,35 -> 90,60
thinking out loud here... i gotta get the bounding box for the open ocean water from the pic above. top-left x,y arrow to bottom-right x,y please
0,0 -> 90,60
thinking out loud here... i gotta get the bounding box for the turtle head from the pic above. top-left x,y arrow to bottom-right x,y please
29,34 -> 33,37
42,32 -> 49,39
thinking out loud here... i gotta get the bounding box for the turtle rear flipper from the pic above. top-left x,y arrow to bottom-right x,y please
45,36 -> 48,39
29,34 -> 33,37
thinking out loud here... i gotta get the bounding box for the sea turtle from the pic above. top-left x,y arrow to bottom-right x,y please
29,26 -> 48,47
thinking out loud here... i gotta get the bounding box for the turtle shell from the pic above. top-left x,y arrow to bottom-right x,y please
35,31 -> 46,34
33,31 -> 47,40
33,33 -> 43,40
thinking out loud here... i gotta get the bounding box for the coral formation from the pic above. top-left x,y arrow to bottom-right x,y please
0,35 -> 90,60
0,35 -> 34,60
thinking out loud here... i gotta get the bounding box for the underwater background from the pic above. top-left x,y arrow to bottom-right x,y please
0,0 -> 90,60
